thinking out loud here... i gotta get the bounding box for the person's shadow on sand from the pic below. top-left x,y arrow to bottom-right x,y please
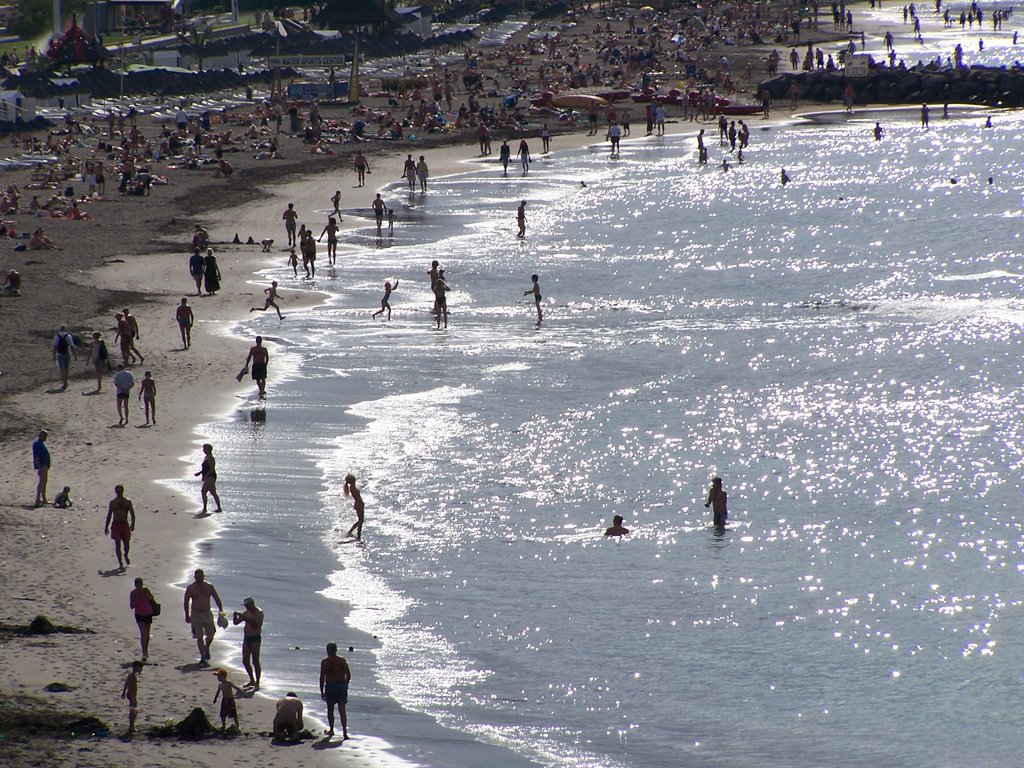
97,567 -> 126,577
312,737 -> 347,750
175,661 -> 208,673
46,387 -> 67,395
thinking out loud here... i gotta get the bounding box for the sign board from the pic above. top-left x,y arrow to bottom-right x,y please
267,55 -> 350,68
845,53 -> 872,77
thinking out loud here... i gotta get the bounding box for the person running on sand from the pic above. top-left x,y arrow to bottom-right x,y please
354,151 -> 370,186
129,577 -> 156,661
343,474 -> 365,540
104,484 -> 136,570
250,281 -> 284,319
183,568 -> 224,666
176,298 -> 194,349
524,273 -> 542,321
372,279 -> 398,320
139,371 -> 157,425
213,668 -> 247,730
122,660 -> 143,736
233,596 -> 264,689
516,200 -> 527,238
319,217 -> 339,266
320,642 -> 352,739
32,430 -> 50,507
372,194 -> 388,235
287,248 -> 299,277
282,203 -> 298,247
195,443 -> 222,514
245,336 -> 270,397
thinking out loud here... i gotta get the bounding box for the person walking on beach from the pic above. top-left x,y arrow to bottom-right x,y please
319,217 -> 339,266
203,249 -> 221,295
416,155 -> 429,192
52,325 -> 76,390
607,121 -> 622,156
122,308 -> 144,364
320,642 -> 352,739
138,371 -> 157,425
282,203 -> 298,247
176,298 -> 194,349
121,660 -> 142,736
344,474 -> 365,540
245,336 -> 270,397
517,139 -> 531,174
104,484 -> 136,570
874,122 -> 884,141
354,150 -> 370,186
250,281 -> 284,320
372,279 -> 398,320
330,190 -> 342,217
213,668 -> 246,730
524,274 -> 542,321
541,123 -> 551,153
372,193 -> 388,236
129,577 -> 157,661
114,313 -> 135,367
499,140 -> 511,176
32,430 -> 50,507
113,364 -> 135,426
921,103 -> 930,129
433,270 -> 450,329
705,476 -> 728,528
516,200 -> 527,238
89,332 -> 109,391
184,568 -> 224,666
189,248 -> 205,295
195,443 -> 222,514
233,596 -> 264,690
402,154 -> 417,191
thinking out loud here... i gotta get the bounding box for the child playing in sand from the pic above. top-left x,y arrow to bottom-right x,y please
53,486 -> 72,508
213,668 -> 246,731
372,279 -> 398,320
122,660 -> 142,735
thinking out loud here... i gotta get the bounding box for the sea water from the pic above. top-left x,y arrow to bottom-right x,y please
188,109 -> 1024,768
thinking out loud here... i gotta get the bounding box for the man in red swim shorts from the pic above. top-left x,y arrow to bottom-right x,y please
104,484 -> 136,571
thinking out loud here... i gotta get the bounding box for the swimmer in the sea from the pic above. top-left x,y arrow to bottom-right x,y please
604,515 -> 630,537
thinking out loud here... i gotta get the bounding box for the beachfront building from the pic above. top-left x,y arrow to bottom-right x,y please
316,0 -> 403,36
83,0 -> 182,37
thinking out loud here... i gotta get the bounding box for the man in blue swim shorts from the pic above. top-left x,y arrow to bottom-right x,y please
319,642 -> 351,739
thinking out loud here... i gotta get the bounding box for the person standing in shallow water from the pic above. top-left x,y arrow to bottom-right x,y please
524,273 -> 542,321
705,476 -> 728,528
344,474 -> 365,540
195,443 -> 222,514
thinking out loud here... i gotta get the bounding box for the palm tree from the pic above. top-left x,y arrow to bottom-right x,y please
181,25 -> 212,71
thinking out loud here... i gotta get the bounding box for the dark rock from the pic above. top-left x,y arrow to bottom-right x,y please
28,615 -> 56,635
44,682 -> 75,693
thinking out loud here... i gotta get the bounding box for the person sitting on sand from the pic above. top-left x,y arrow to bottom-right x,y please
28,228 -> 56,250
53,485 -> 72,508
215,158 -> 234,178
191,225 -> 210,251
2,269 -> 22,295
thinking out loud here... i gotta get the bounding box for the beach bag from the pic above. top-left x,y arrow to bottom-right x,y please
56,332 -> 70,354
146,589 -> 161,617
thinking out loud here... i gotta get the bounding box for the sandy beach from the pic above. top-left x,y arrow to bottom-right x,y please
0,3 -> 920,765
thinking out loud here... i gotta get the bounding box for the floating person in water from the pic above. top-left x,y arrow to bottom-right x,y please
781,168 -> 791,186
604,515 -> 630,537
705,476 -> 728,528
343,474 -> 365,540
